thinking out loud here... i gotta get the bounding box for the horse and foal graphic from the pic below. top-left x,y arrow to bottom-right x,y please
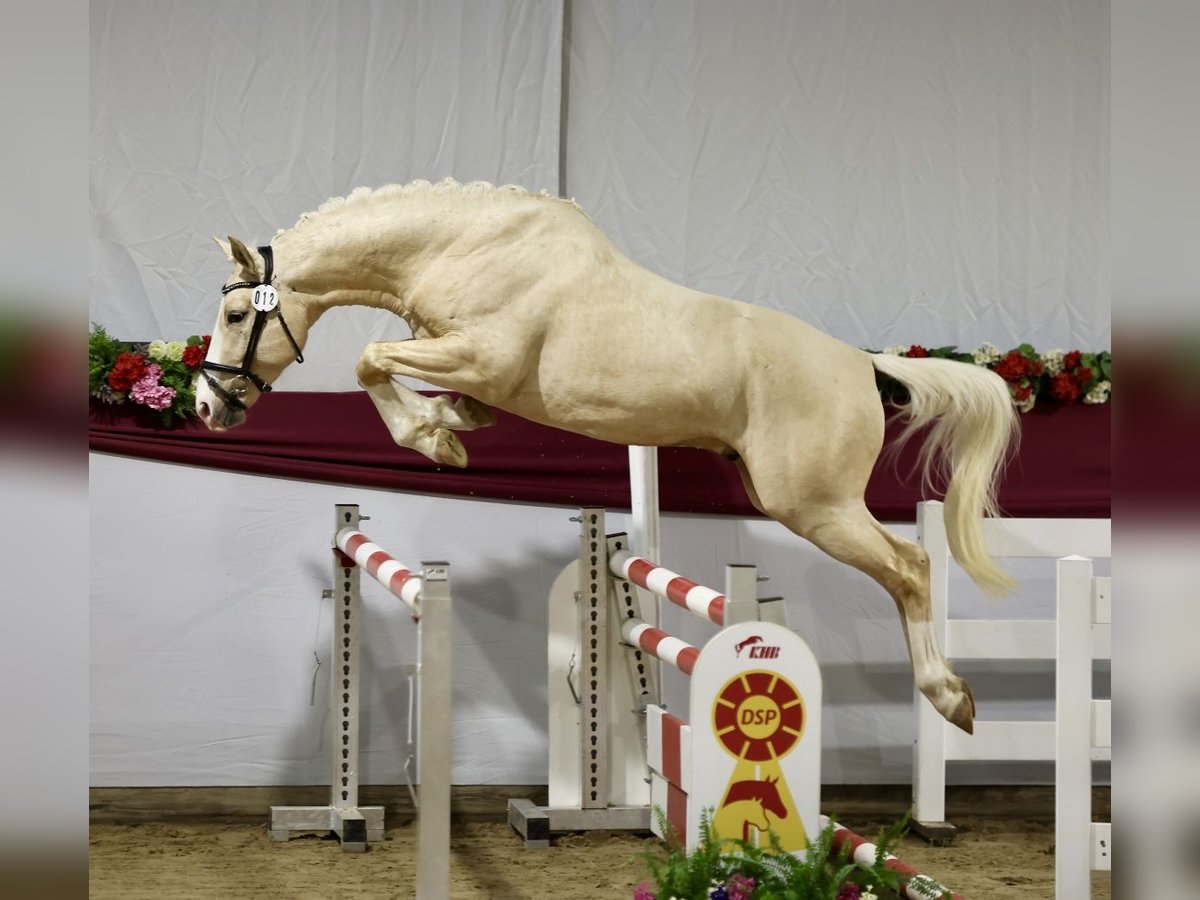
197,179 -> 1017,735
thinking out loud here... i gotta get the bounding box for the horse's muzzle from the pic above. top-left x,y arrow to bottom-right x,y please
197,401 -> 245,431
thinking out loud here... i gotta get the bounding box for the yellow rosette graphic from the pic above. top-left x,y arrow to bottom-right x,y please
710,671 -> 808,851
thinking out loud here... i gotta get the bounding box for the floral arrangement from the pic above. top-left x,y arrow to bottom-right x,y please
89,324 -> 210,425
634,811 -> 949,900
875,342 -> 1111,413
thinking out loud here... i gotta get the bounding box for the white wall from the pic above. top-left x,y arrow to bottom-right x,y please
90,0 -> 1109,785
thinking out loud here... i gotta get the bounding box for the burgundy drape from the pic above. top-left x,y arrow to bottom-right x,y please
89,393 -> 1110,520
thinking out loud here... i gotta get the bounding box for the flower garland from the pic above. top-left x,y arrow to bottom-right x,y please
875,342 -> 1110,412
89,324 -> 1110,429
89,325 -> 210,425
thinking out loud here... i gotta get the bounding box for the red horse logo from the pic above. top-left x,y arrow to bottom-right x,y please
718,776 -> 789,842
734,635 -> 764,657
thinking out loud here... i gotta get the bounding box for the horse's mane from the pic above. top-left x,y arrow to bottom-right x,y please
280,177 -> 581,236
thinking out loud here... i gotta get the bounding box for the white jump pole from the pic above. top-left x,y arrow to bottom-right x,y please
629,445 -> 662,702
628,445 -> 660,563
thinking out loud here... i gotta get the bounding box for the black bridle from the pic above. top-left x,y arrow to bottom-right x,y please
200,244 -> 304,412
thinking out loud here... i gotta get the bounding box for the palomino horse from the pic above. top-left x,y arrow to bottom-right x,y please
196,179 -> 1016,734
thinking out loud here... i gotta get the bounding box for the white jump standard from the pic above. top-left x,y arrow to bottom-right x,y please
268,504 -> 452,900
510,508 -> 823,855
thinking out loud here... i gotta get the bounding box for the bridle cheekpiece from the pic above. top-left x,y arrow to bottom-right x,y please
200,244 -> 304,412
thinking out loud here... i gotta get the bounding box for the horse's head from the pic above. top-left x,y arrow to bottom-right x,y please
195,236 -> 310,430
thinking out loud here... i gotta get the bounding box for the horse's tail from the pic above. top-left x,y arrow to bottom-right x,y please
869,352 -> 1018,595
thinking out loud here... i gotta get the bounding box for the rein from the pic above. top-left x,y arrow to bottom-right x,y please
200,244 -> 304,411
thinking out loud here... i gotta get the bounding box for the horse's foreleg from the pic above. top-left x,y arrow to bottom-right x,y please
356,336 -> 497,467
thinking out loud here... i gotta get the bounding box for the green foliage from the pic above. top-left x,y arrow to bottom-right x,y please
88,324 -> 129,396
639,809 -> 950,900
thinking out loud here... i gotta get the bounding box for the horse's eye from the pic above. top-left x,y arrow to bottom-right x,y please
227,311 -> 247,324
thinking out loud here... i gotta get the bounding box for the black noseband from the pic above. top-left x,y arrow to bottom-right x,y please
200,244 -> 304,412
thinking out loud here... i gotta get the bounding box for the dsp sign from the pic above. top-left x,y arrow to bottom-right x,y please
688,621 -> 822,857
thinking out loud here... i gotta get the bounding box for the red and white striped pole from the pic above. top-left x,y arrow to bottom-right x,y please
609,549 -> 726,626
822,816 -> 963,900
336,527 -> 422,616
620,618 -> 700,676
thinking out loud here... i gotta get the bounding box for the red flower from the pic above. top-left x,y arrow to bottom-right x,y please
181,336 -> 212,370
107,352 -> 148,392
1075,366 -> 1094,386
182,344 -> 206,369
994,350 -> 1032,383
1013,383 -> 1033,402
1063,350 -> 1083,371
1051,372 -> 1082,401
907,345 -> 930,358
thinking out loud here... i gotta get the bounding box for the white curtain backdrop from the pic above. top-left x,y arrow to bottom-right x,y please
567,0 -> 1108,352
90,0 -> 1109,787
90,0 -> 563,391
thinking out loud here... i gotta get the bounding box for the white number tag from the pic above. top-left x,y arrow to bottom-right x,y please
252,285 -> 279,312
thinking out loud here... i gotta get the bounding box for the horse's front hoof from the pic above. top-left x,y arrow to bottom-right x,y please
433,430 -> 469,468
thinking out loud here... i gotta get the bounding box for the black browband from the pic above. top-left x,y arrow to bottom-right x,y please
200,244 -> 304,412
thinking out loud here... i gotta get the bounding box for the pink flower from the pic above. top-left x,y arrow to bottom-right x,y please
633,882 -> 655,900
727,874 -> 756,900
130,364 -> 177,412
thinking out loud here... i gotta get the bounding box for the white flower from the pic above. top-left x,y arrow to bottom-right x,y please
861,893 -> 878,900
1040,348 -> 1065,376
972,341 -> 1002,366
1015,392 -> 1037,413
882,345 -> 908,356
1083,379 -> 1111,404
147,340 -> 186,361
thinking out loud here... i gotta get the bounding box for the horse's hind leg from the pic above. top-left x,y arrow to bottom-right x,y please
750,484 -> 975,733
356,335 -> 498,467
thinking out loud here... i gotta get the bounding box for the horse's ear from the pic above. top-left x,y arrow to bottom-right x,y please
226,236 -> 258,274
213,237 -> 233,261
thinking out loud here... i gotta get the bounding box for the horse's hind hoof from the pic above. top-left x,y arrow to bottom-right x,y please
948,681 -> 977,734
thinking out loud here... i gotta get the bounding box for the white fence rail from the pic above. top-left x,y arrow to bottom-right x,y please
912,501 -> 1111,843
